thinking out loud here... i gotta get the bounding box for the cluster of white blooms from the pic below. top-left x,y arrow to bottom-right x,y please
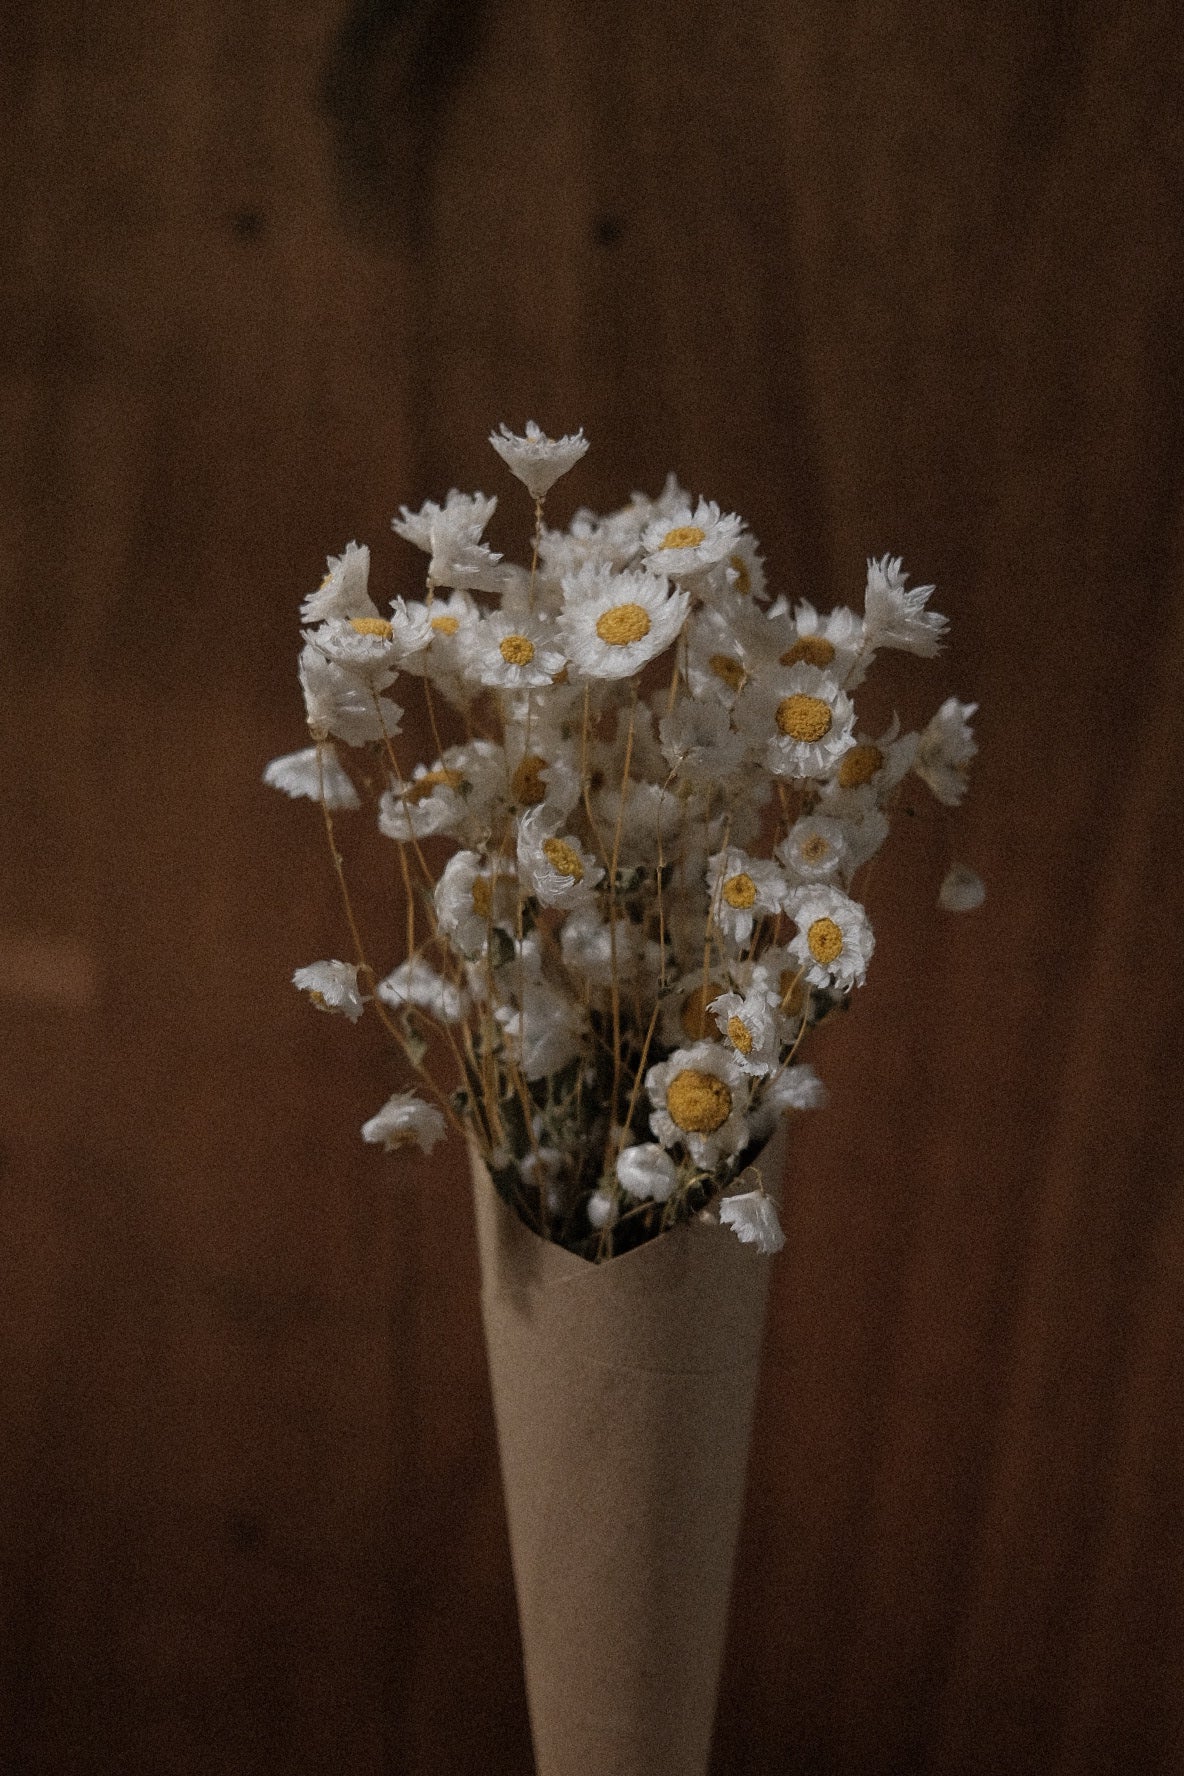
269,424 -> 982,1259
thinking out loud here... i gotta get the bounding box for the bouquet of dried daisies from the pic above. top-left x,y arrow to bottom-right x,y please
267,421 -> 980,1260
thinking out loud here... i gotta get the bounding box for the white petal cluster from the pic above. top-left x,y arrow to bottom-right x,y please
271,421 -> 980,1257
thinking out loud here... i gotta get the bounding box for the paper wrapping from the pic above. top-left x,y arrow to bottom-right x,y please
472,1135 -> 781,1776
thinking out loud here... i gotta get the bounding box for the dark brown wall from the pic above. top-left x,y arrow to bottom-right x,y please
2,2 -> 1182,1771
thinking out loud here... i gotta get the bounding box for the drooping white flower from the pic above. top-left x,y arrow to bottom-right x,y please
646,1041 -> 752,1169
734,661 -> 856,781
786,884 -> 875,991
263,744 -> 360,810
616,1142 -> 679,1202
641,498 -> 745,578
862,555 -> 948,658
516,804 -> 604,909
300,541 -> 377,625
938,863 -> 986,911
292,960 -> 366,1022
708,987 -> 780,1076
361,1091 -> 446,1153
376,955 -> 469,1023
489,420 -> 589,500
914,698 -> 978,806
463,611 -> 567,691
706,847 -> 789,947
747,1060 -> 827,1142
299,642 -> 403,746
557,564 -> 688,680
392,489 -> 506,592
719,1190 -> 785,1255
434,851 -> 517,958
586,1188 -> 617,1229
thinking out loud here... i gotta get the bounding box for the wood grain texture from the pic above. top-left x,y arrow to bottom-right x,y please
2,2 -> 1181,1771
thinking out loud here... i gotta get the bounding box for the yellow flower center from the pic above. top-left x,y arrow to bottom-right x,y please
722,872 -> 757,910
308,989 -> 328,1010
511,754 -> 548,805
729,554 -> 751,595
780,634 -> 835,668
471,877 -> 493,919
666,1068 -> 733,1134
660,524 -> 706,550
500,634 -> 536,666
709,653 -> 746,691
776,694 -> 833,743
430,613 -> 460,636
838,743 -> 883,788
406,767 -> 464,805
807,916 -> 844,965
726,1015 -> 753,1055
595,602 -> 652,646
542,837 -> 584,881
680,981 -> 724,1039
800,833 -> 832,864
349,616 -> 393,638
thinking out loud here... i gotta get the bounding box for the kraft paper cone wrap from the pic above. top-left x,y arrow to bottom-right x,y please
472,1132 -> 781,1776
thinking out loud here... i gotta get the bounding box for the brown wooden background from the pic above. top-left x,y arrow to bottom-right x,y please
3,2 -> 1183,1771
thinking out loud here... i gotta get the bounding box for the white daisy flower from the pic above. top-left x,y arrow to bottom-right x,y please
646,1040 -> 751,1169
786,884 -> 875,991
434,851 -> 517,958
616,1142 -> 679,1203
489,420 -> 589,500
557,564 -> 689,680
773,599 -> 864,685
938,863 -> 986,911
747,1059 -> 828,1143
823,715 -> 918,797
706,847 -> 789,947
914,698 -> 978,806
300,541 -> 378,625
299,643 -> 403,747
376,956 -> 469,1024
263,744 -> 360,811
862,555 -> 948,658
292,959 -> 365,1022
719,1190 -> 785,1255
392,489 -> 506,593
516,804 -> 605,909
775,815 -> 850,884
708,987 -> 780,1076
812,783 -> 891,874
640,498 -> 745,578
463,611 -> 567,691
361,1091 -> 446,1154
302,617 -> 403,686
658,970 -> 738,1050
378,740 -> 507,844
734,661 -> 856,781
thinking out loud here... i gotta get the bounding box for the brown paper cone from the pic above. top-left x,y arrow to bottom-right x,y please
472,1135 -> 781,1776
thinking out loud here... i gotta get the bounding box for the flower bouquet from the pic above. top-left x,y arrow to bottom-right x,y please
267,423 -> 980,1774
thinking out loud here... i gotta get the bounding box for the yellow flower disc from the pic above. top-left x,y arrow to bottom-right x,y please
807,916 -> 844,965
722,872 -> 757,909
406,767 -> 464,805
776,693 -> 833,743
838,743 -> 883,788
500,634 -> 536,666
661,524 -> 706,550
595,602 -> 651,646
666,1068 -> 733,1134
709,653 -> 746,691
729,553 -> 751,595
680,981 -> 724,1039
780,634 -> 835,668
542,837 -> 584,881
511,754 -> 548,805
800,833 -> 833,864
726,1015 -> 754,1055
349,616 -> 393,638
470,877 -> 493,919
430,613 -> 460,636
